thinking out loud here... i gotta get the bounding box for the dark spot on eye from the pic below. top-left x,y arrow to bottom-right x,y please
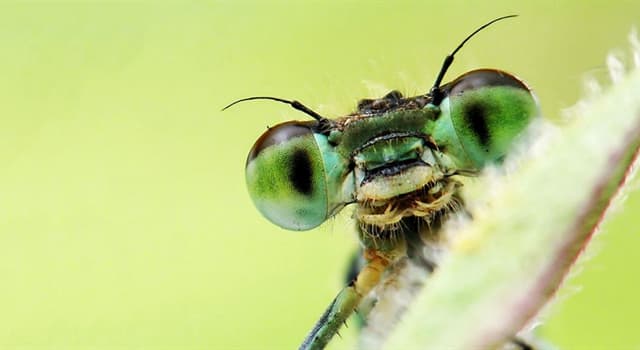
464,102 -> 490,149
290,149 -> 313,195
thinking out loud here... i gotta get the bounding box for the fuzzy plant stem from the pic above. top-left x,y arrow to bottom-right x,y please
383,45 -> 640,349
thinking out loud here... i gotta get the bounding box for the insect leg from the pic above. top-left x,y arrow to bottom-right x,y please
343,250 -> 375,328
299,249 -> 394,350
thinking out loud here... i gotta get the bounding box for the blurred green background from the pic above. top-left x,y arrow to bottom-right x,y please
1,1 -> 639,349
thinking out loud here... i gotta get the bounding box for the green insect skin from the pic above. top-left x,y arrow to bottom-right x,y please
244,69 -> 539,350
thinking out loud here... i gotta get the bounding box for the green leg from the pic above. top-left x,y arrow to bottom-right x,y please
299,249 -> 393,350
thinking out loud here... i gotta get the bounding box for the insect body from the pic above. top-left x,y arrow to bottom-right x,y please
227,16 -> 539,350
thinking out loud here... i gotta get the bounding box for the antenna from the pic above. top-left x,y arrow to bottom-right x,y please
222,96 -> 328,123
429,15 -> 517,103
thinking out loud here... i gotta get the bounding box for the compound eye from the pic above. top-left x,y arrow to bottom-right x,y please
443,69 -> 538,168
245,121 -> 329,231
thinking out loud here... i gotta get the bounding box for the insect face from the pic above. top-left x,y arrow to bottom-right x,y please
244,68 -> 538,232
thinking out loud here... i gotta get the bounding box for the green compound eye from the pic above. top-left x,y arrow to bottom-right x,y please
442,69 -> 539,168
245,121 -> 329,231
